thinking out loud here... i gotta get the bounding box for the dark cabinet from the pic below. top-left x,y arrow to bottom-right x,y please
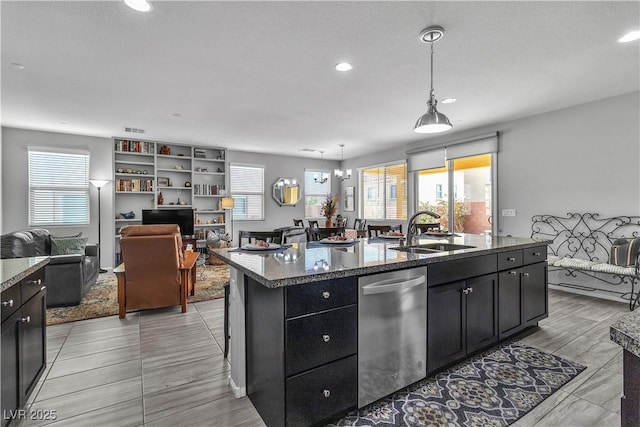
498,245 -> 548,338
428,274 -> 498,373
1,270 -> 46,427
246,276 -> 357,427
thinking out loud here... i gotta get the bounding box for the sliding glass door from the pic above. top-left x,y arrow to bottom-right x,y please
417,153 -> 493,234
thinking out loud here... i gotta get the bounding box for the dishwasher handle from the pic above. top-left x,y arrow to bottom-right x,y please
362,275 -> 426,295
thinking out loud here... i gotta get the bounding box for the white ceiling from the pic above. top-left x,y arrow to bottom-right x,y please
1,1 -> 638,160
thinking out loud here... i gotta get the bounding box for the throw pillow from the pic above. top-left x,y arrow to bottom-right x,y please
51,236 -> 89,255
610,238 -> 640,267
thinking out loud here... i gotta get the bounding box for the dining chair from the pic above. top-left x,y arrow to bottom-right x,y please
307,227 -> 345,241
293,218 -> 304,226
307,219 -> 320,229
367,225 -> 391,238
238,230 -> 284,246
354,218 -> 367,231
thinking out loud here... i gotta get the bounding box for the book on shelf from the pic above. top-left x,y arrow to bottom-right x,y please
116,178 -> 154,192
193,184 -> 224,195
114,139 -> 155,154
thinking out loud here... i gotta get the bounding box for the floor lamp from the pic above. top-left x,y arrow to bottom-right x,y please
220,197 -> 235,246
90,179 -> 109,273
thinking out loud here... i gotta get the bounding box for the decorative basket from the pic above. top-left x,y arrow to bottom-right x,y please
207,241 -> 229,265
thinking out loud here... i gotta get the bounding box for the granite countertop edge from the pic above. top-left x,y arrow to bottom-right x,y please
210,239 -> 551,289
610,312 -> 640,357
1,257 -> 51,293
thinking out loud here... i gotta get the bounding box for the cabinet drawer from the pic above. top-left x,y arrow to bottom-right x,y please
286,277 -> 357,318
523,245 -> 547,265
21,269 -> 45,303
286,305 -> 357,376
428,254 -> 497,286
1,284 -> 21,322
497,250 -> 523,271
286,355 -> 357,427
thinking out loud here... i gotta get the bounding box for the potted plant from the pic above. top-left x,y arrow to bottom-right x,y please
320,194 -> 339,227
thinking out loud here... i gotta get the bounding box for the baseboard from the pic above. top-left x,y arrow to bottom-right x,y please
229,375 -> 246,398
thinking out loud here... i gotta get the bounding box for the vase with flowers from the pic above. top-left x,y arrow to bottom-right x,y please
320,194 -> 339,227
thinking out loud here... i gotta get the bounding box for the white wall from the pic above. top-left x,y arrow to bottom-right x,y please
226,149 -> 339,243
340,91 -> 640,237
1,127 -> 113,268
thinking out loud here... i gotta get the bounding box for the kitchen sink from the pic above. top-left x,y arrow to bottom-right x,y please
391,243 -> 476,254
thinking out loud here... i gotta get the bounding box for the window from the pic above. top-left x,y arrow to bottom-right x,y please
28,149 -> 90,226
435,183 -> 443,200
304,170 -> 331,217
230,164 -> 264,220
360,162 -> 407,220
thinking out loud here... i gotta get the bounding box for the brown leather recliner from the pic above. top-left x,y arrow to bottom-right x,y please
116,224 -> 188,318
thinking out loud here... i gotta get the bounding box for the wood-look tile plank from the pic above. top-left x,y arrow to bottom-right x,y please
517,325 -> 578,353
533,394 -> 619,426
143,369 -> 232,422
67,313 -> 139,333
63,323 -> 139,346
47,344 -> 140,379
46,398 -> 143,427
572,367 -> 622,413
45,323 -> 73,338
553,332 -> 621,369
516,390 -> 571,427
56,332 -> 140,360
36,359 -> 141,402
46,335 -> 67,352
22,377 -> 142,427
544,314 -> 599,335
142,354 -> 228,396
142,341 -> 224,371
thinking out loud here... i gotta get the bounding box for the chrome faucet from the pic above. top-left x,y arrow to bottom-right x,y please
406,210 -> 441,246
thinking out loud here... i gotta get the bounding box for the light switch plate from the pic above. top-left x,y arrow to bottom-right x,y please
502,208 -> 517,217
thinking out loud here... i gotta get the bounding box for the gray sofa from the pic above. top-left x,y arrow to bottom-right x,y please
1,229 -> 100,307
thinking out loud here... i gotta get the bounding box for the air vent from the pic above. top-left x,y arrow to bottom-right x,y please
124,127 -> 145,134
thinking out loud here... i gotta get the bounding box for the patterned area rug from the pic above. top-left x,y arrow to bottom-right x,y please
330,342 -> 585,426
46,263 -> 230,325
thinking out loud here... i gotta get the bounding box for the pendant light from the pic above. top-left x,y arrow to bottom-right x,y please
414,26 -> 452,134
314,151 -> 328,184
334,144 -> 352,181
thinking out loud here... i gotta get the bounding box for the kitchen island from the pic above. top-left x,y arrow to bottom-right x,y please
610,310 -> 640,426
211,234 -> 549,427
1,257 -> 49,427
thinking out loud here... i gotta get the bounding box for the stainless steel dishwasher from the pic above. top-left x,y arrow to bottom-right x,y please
358,267 -> 427,408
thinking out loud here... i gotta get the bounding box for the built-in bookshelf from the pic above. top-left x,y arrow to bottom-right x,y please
113,138 -> 228,265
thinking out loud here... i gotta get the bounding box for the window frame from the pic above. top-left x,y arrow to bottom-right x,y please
229,163 -> 265,221
28,148 -> 91,227
304,168 -> 331,219
358,160 -> 407,221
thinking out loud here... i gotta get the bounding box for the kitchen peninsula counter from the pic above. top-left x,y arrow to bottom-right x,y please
213,234 -> 550,427
611,311 -> 640,425
1,256 -> 49,292
210,233 -> 547,288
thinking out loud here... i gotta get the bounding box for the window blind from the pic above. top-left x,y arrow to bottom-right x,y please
230,164 -> 264,220
407,132 -> 498,171
28,150 -> 90,226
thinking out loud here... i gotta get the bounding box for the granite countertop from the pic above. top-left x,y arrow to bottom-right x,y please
610,311 -> 640,357
0,257 -> 50,293
210,233 -> 548,288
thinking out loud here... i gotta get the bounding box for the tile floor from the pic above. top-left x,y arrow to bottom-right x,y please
19,289 -> 629,426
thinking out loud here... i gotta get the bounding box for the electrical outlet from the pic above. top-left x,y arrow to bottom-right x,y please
502,209 -> 517,217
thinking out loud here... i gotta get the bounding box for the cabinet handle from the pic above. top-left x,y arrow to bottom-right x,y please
507,257 -> 516,262
462,288 -> 469,295
322,334 -> 331,343
533,252 -> 541,257
322,291 -> 330,299
523,272 -> 530,277
27,279 -> 42,285
20,316 -> 31,323
468,287 -> 474,293
509,270 -> 517,275
323,389 -> 331,398
1,299 -> 14,307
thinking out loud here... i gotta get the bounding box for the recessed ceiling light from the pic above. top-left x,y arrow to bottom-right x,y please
441,98 -> 457,104
619,30 -> 640,43
124,0 -> 152,12
59,121 -> 69,125
335,62 -> 353,72
10,63 -> 24,69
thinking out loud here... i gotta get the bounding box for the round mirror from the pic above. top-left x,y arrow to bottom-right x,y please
273,177 -> 302,206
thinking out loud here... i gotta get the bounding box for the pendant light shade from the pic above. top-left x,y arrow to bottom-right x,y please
334,144 -> 352,181
414,26 -> 452,134
314,151 -> 329,184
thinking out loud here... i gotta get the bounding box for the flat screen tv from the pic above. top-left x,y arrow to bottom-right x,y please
142,208 -> 194,236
